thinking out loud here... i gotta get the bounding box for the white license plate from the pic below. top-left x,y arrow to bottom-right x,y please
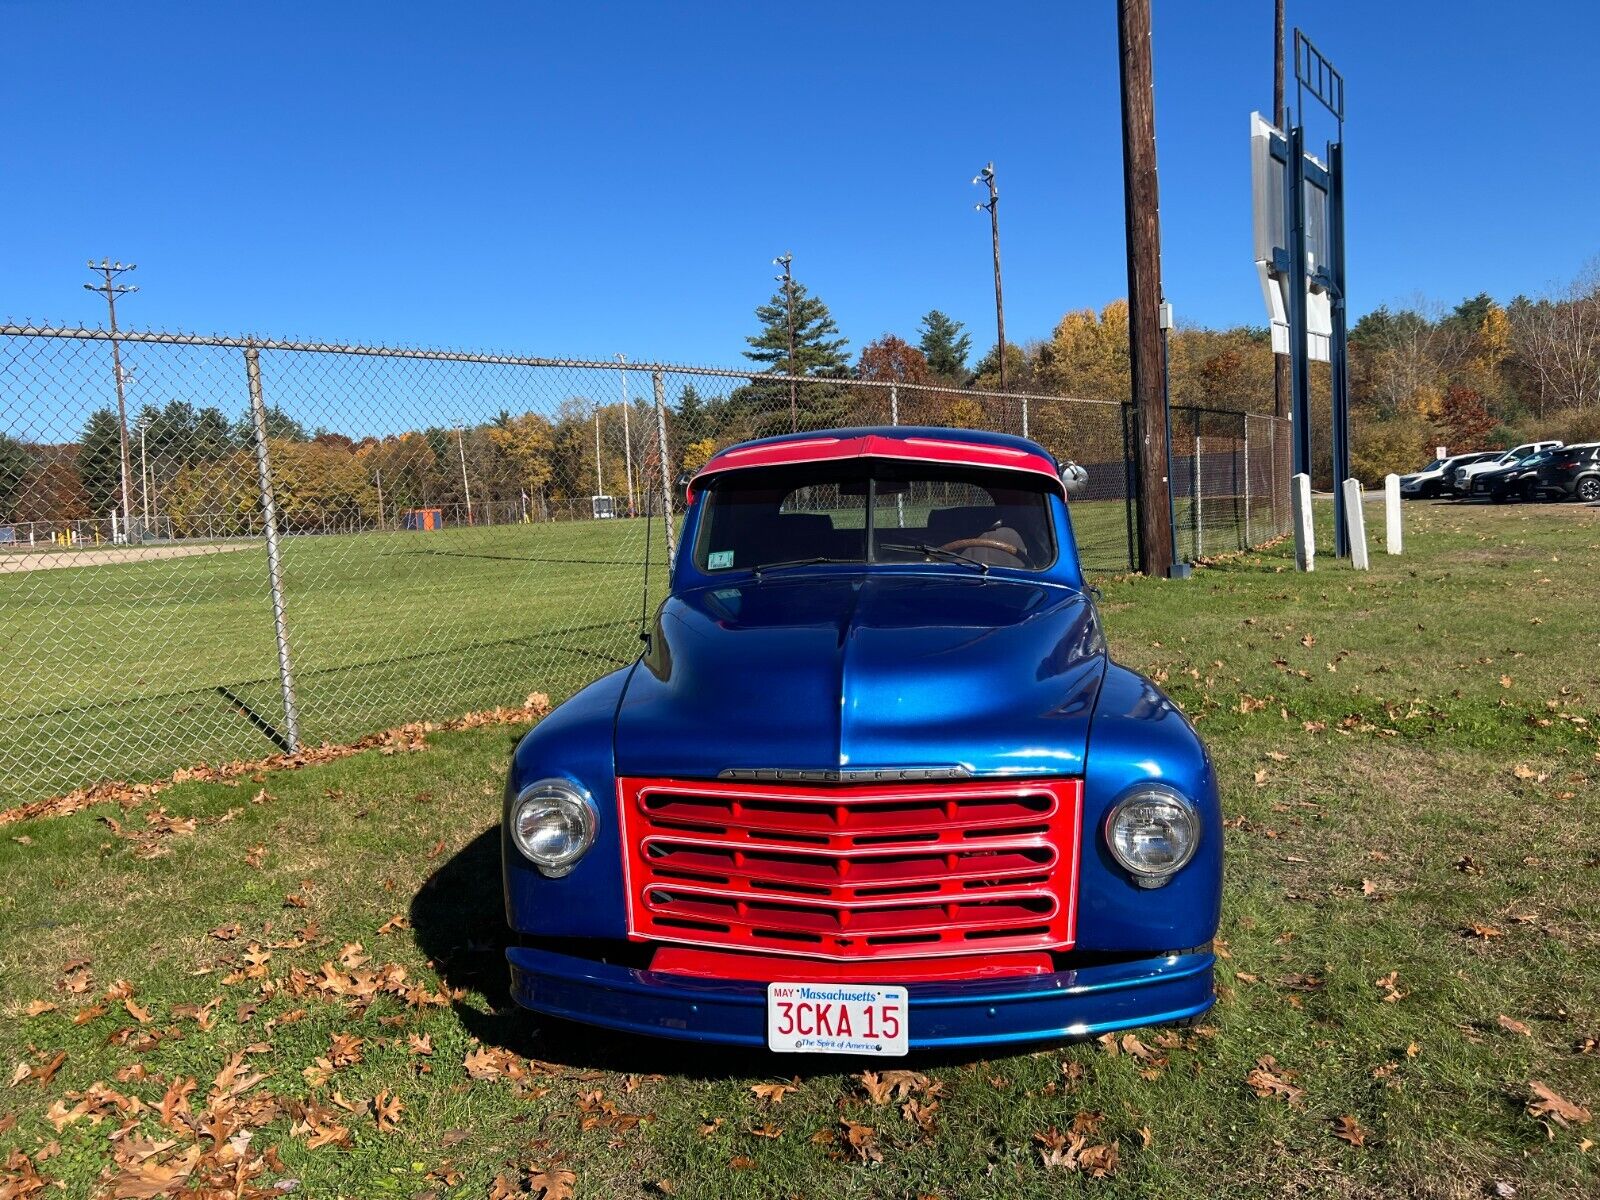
766,983 -> 908,1055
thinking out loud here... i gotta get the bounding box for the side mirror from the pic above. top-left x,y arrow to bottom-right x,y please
1060,461 -> 1089,498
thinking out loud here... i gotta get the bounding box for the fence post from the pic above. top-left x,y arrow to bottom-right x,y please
890,383 -> 898,426
1243,415 -> 1253,548
1234,415 -> 1245,550
653,371 -> 676,566
1191,435 -> 1202,560
1270,418 -> 1282,535
245,346 -> 302,752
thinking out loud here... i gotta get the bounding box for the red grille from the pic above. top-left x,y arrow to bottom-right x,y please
618,777 -> 1081,961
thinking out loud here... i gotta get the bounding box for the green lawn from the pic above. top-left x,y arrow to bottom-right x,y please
1,498 -> 1596,1198
0,521 -> 661,803
0,499 -> 1143,806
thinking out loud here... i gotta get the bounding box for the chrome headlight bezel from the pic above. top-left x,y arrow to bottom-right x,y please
509,778 -> 596,877
1103,782 -> 1200,888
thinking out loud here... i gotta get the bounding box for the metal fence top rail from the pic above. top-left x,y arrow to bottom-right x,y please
0,321 -> 1121,408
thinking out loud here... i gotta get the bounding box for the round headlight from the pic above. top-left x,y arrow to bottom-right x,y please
510,779 -> 595,877
1104,785 -> 1199,886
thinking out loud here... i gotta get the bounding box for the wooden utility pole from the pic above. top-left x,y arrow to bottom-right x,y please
1117,0 -> 1174,576
774,253 -> 798,432
973,163 -> 1007,397
83,260 -> 138,539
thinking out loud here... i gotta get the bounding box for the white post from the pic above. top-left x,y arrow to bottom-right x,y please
1343,478 -> 1369,570
1291,472 -> 1314,572
1435,445 -> 1448,461
1384,473 -> 1403,555
1191,437 -> 1203,560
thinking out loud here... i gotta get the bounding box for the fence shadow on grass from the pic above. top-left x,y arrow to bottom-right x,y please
411,826 -> 1076,1078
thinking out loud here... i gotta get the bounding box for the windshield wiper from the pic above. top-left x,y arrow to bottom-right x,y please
751,556 -> 848,580
878,542 -> 990,574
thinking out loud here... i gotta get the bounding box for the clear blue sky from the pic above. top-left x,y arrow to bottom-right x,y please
4,1 -> 1596,367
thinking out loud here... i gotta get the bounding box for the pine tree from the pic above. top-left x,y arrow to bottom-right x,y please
742,275 -> 852,437
0,434 -> 31,520
917,310 -> 971,380
232,405 -> 307,445
675,383 -> 710,443
77,408 -> 124,516
744,278 -> 850,377
192,407 -> 235,460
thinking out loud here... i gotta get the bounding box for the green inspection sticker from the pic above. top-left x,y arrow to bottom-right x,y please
707,550 -> 734,569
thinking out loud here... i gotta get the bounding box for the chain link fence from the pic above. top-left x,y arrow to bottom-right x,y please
1,323 -> 1288,804
1167,406 -> 1292,563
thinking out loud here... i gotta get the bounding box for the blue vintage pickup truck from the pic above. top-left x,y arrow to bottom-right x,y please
502,426 -> 1220,1055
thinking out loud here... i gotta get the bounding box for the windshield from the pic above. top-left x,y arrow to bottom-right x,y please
693,460 -> 1059,574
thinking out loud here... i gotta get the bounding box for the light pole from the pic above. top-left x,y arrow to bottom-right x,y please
135,409 -> 153,535
972,165 -> 1007,400
83,260 -> 138,539
774,252 -> 798,432
616,354 -> 636,516
454,421 -> 474,526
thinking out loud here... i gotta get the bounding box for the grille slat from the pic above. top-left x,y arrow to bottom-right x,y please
620,777 -> 1081,962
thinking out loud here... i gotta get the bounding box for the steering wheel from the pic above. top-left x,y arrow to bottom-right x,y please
938,536 -> 1023,559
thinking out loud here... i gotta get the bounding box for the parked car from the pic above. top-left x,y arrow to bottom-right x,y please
1451,440 -> 1563,495
1521,442 -> 1600,502
501,426 -> 1221,1054
1399,451 -> 1499,499
1469,450 -> 1558,502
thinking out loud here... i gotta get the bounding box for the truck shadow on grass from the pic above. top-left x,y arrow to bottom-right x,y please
409,826 -> 1016,1078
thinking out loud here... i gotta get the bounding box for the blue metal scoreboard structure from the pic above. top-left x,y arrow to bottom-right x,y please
1253,30 -> 1351,556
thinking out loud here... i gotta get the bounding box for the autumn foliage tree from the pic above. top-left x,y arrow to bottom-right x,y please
1433,385 -> 1498,451
486,412 -> 556,506
856,335 -> 933,387
1037,301 -> 1131,402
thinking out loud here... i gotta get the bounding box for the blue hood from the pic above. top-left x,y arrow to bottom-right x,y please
615,572 -> 1106,779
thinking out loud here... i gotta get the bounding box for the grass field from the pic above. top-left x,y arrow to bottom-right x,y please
1,498 -> 1596,1198
0,498 -> 1145,805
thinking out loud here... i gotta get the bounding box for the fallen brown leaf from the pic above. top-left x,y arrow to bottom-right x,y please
1528,1081 -> 1591,1128
749,1081 -> 798,1106
1331,1114 -> 1367,1146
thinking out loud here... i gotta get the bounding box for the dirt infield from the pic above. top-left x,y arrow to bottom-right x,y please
0,540 -> 256,573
